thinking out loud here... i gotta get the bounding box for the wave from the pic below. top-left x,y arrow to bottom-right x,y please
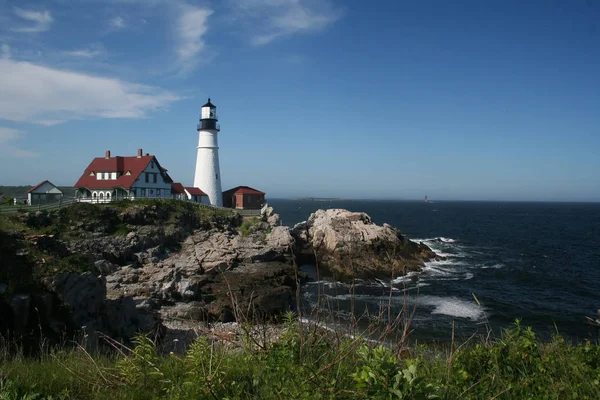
410,236 -> 458,244
418,295 -> 486,321
480,263 -> 505,269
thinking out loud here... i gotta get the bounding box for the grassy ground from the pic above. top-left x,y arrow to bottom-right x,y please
1,316 -> 599,399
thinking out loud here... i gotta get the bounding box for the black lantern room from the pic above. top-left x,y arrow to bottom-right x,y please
197,98 -> 220,131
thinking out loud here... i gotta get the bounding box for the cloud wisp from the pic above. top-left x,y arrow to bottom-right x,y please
62,44 -> 107,58
0,127 -> 37,158
175,4 -> 213,74
0,58 -> 181,126
110,16 -> 126,30
229,0 -> 343,45
12,7 -> 54,33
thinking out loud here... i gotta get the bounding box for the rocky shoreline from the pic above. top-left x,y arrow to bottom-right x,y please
0,201 -> 439,353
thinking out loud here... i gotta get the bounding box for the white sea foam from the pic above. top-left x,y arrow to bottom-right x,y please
391,270 -> 420,284
418,295 -> 485,320
439,237 -> 457,243
410,237 -> 458,244
305,280 -> 357,289
481,263 -> 505,269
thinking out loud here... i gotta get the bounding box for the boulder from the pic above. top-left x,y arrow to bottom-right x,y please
291,209 -> 439,280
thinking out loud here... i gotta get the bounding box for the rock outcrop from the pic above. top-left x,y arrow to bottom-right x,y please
104,225 -> 298,326
291,209 -> 439,280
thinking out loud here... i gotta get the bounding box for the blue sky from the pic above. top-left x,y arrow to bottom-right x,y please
0,0 -> 599,201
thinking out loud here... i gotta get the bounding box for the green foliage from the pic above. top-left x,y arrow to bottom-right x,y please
238,217 -> 260,236
2,316 -> 600,399
351,344 -> 439,399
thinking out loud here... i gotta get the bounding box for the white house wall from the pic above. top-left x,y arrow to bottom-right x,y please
130,160 -> 172,199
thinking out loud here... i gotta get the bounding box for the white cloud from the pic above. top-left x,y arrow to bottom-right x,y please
1,44 -> 10,59
175,4 -> 213,73
0,58 -> 181,125
0,127 -> 37,158
63,44 -> 106,58
12,7 -> 54,33
229,0 -> 343,45
110,16 -> 126,30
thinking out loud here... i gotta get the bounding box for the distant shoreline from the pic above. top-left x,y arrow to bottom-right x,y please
290,197 -> 353,202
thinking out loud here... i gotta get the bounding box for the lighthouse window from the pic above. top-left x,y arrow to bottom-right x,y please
216,174 -> 219,180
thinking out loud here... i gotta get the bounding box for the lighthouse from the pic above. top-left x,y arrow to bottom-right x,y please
193,98 -> 223,206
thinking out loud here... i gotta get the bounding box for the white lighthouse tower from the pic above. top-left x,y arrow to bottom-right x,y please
193,98 -> 222,206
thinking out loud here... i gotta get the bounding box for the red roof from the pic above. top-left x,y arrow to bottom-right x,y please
74,154 -> 172,189
28,180 -> 59,193
184,187 -> 207,196
171,182 -> 185,194
223,186 -> 265,195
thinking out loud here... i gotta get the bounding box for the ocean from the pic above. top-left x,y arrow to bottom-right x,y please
268,199 -> 600,343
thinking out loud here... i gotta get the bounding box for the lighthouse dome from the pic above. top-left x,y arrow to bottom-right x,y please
202,98 -> 216,108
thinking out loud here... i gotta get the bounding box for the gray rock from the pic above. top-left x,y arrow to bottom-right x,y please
291,209 -> 438,280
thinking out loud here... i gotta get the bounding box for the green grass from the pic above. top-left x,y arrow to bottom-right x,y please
238,217 -> 261,236
1,318 -> 599,399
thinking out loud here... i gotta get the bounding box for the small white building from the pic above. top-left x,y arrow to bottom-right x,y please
74,149 -> 174,203
184,187 -> 210,204
27,180 -> 63,206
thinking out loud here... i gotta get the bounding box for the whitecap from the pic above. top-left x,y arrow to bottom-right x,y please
418,295 -> 486,320
480,263 -> 505,269
439,237 -> 457,243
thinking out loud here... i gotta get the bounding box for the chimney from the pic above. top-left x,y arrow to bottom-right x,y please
105,150 -> 111,159
137,149 -> 142,158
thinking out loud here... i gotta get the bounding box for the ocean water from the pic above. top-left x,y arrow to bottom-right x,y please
268,199 -> 600,343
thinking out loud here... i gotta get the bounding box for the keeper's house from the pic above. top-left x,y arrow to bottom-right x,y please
74,149 -> 173,202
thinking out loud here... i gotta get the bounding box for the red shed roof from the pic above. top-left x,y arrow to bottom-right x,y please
223,186 -> 265,195
184,187 -> 207,196
74,153 -> 171,189
171,182 -> 185,194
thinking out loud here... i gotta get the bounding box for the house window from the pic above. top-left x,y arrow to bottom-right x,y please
125,171 -> 131,176
145,173 -> 149,183
157,189 -> 161,197
141,189 -> 146,197
151,161 -> 155,169
152,174 -> 157,184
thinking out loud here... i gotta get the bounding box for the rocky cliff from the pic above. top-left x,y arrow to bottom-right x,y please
0,201 -> 297,352
0,201 -> 438,352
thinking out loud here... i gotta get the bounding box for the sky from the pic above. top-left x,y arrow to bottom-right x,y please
0,0 -> 599,202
